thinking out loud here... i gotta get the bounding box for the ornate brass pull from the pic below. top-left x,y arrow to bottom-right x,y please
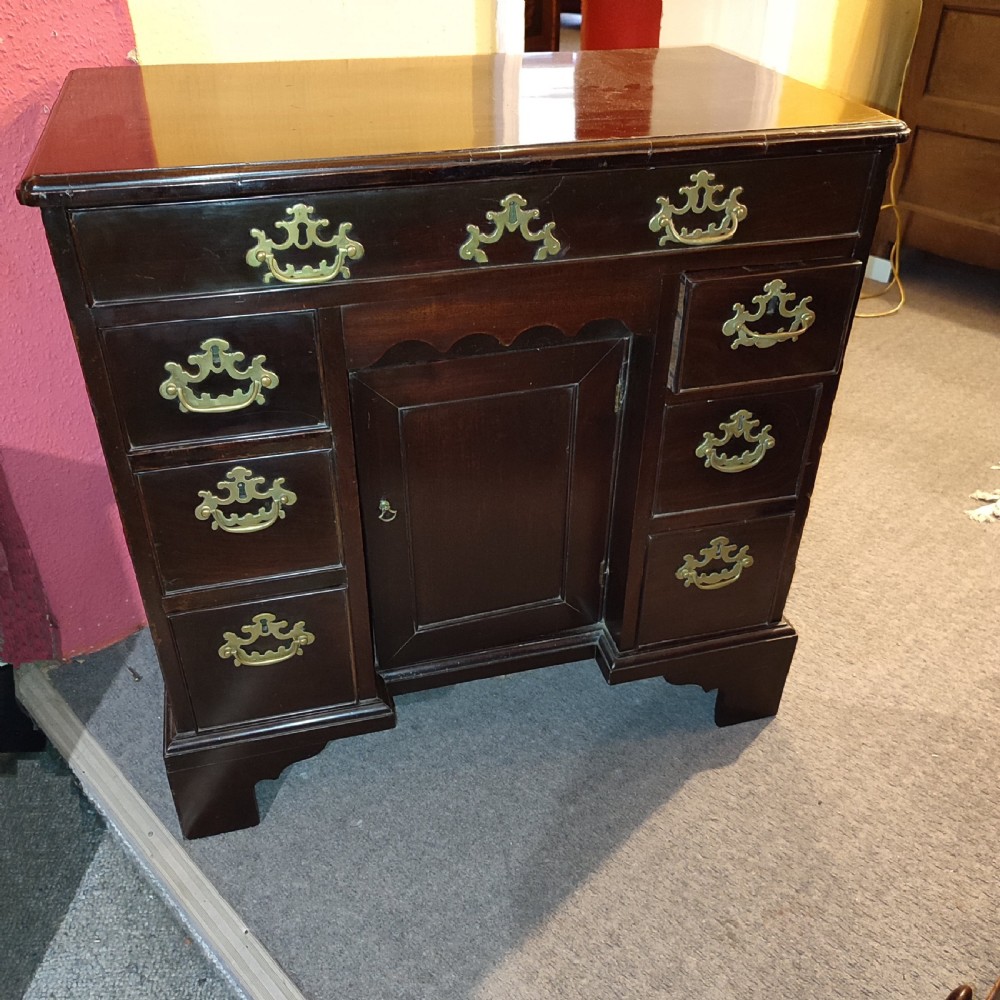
159,338 -> 278,414
218,613 -> 315,667
723,279 -> 815,350
695,409 -> 775,474
378,499 -> 398,523
195,466 -> 297,534
459,194 -> 561,264
649,170 -> 747,247
675,535 -> 754,591
246,203 -> 364,285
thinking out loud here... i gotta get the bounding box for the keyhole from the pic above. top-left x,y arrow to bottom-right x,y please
237,482 -> 248,501
210,344 -> 223,369
260,618 -> 270,636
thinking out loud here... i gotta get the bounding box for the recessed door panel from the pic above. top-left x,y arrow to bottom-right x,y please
352,337 -> 626,670
405,387 -> 573,626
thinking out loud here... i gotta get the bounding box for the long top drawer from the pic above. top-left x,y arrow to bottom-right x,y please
72,153 -> 878,303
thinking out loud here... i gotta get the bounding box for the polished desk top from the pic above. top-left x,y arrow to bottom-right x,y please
19,46 -> 905,206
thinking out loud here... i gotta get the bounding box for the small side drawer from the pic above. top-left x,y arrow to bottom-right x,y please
654,385 -> 821,515
138,449 -> 342,594
103,312 -> 327,450
637,513 -> 794,645
670,261 -> 863,391
169,587 -> 358,732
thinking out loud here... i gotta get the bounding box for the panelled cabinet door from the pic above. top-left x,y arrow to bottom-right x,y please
351,337 -> 627,670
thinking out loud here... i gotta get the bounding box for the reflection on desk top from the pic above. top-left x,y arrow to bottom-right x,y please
19,46 -> 906,206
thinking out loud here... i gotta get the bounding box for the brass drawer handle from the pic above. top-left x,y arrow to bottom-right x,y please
159,338 -> 278,414
695,409 -> 775,474
195,466 -> 297,534
723,279 -> 815,350
218,612 -> 315,667
459,193 -> 561,264
649,170 -> 747,247
675,535 -> 753,590
378,498 -> 398,522
246,203 -> 364,285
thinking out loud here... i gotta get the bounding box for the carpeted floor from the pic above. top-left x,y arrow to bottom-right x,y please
23,251 -> 1000,998
0,749 -> 241,1000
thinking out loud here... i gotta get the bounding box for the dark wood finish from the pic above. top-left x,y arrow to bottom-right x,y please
137,448 -> 342,594
670,261 -> 864,392
352,337 -> 624,669
163,688 -> 396,838
71,153 -> 876,304
102,312 -> 327,450
653,385 -> 821,514
896,0 -> 1000,268
168,587 -> 359,731
944,975 -> 1000,1000
637,513 -> 795,645
341,262 -> 655,370
19,48 -> 905,837
597,623 -> 797,725
18,48 -> 903,209
525,0 -> 560,51
381,628 -> 602,694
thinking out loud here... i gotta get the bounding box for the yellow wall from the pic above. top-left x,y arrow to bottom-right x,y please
659,0 -> 921,111
127,0 -> 512,64
128,0 -> 917,109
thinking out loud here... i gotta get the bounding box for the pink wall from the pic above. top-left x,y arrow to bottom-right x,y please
1,1 -> 145,660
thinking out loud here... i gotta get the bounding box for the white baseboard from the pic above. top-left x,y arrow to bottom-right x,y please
15,662 -> 306,1000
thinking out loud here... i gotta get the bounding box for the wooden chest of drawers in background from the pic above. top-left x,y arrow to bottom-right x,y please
19,48 -> 906,838
897,0 -> 1000,268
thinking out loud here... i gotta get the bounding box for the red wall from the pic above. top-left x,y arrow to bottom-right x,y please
582,0 -> 662,49
1,1 -> 145,661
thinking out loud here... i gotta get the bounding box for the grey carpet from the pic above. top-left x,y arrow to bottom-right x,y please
0,750 -> 240,1000
45,251 -> 1000,999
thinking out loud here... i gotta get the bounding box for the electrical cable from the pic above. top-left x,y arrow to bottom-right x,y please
855,1 -> 922,319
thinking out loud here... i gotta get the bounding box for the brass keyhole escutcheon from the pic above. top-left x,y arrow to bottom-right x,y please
378,499 -> 398,522
218,613 -> 315,667
723,278 -> 816,350
675,536 -> 754,591
195,466 -> 297,534
159,338 -> 278,414
695,409 -> 775,474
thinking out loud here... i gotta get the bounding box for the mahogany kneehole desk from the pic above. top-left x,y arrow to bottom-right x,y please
19,48 -> 907,839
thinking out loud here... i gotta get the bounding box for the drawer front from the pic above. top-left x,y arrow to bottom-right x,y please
138,449 -> 342,594
170,588 -> 358,731
654,386 -> 821,515
72,153 -> 875,302
637,513 -> 794,645
103,312 -> 327,450
670,261 -> 863,391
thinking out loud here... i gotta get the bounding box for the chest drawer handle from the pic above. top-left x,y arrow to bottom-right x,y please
218,612 -> 315,667
246,203 -> 364,285
695,409 -> 775,474
159,338 -> 278,414
723,279 -> 816,350
676,535 -> 754,591
459,193 -> 561,264
195,466 -> 297,534
649,170 -> 747,247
